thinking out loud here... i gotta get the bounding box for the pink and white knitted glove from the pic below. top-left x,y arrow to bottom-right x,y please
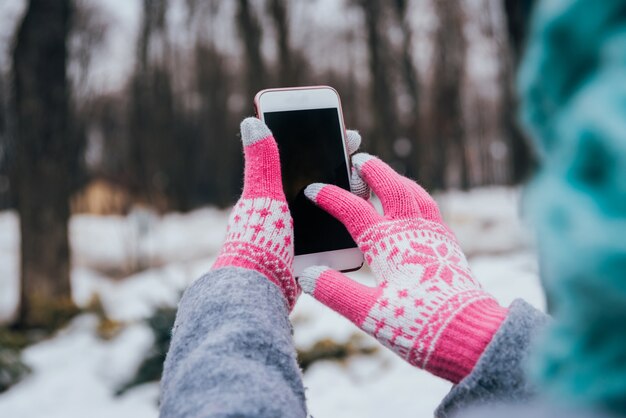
212,119 -> 366,310
212,118 -> 299,310
299,154 -> 508,383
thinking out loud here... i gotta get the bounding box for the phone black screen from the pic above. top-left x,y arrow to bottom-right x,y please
264,108 -> 357,256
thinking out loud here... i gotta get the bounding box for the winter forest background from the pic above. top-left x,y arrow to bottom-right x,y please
0,1 -> 543,417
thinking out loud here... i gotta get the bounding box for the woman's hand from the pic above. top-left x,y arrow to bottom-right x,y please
213,118 -> 365,311
299,153 -> 508,383
212,118 -> 299,309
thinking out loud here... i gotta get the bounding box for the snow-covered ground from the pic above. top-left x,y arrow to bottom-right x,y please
0,187 -> 545,418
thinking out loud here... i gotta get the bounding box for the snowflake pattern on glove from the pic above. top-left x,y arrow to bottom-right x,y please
357,218 -> 491,370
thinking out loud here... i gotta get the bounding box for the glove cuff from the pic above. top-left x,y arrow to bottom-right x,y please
425,297 -> 508,383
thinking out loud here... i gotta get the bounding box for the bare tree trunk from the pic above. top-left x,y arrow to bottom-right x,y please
341,29 -> 361,130
0,74 -> 10,210
195,43 -> 239,206
0,76 -> 5,138
430,0 -> 468,190
502,0 -> 534,183
130,0 -> 196,211
129,0 -> 166,205
268,0 -> 293,86
356,0 -> 398,162
502,0 -> 534,65
391,0 -> 422,180
236,0 -> 267,98
13,0 -> 77,328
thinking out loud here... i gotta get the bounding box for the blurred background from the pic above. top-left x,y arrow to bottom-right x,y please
0,0 -> 544,417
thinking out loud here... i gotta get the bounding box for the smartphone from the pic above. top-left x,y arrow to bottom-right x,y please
254,86 -> 364,276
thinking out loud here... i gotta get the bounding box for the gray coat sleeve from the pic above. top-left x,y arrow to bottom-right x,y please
159,267 -> 307,418
435,299 -> 549,418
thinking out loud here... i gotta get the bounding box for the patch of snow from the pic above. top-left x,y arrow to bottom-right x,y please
70,207 -> 228,273
472,251 -> 545,310
0,315 -> 157,418
305,351 -> 451,418
72,258 -> 214,322
437,187 -> 532,257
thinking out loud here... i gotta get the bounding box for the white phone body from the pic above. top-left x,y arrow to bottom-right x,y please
254,86 -> 364,276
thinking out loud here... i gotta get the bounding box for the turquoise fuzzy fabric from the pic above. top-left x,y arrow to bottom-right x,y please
518,0 -> 626,414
